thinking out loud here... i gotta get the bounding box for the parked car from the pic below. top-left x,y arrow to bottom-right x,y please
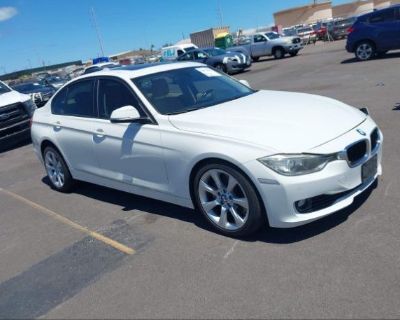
41,75 -> 69,90
161,43 -> 198,61
296,26 -> 317,44
31,62 -> 382,237
346,5 -> 400,61
331,17 -> 357,40
83,62 -> 121,75
12,81 -> 56,107
313,22 -> 328,40
177,47 -> 251,74
229,32 -> 303,61
0,80 -> 36,149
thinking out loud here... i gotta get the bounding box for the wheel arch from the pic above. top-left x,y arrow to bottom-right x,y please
40,139 -> 72,173
353,38 -> 376,52
188,157 -> 269,226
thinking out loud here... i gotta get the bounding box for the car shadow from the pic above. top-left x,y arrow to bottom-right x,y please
392,103 -> 400,111
0,139 -> 31,154
341,51 -> 400,64
41,177 -> 377,244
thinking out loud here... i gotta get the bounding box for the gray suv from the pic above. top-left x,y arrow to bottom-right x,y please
177,47 -> 251,74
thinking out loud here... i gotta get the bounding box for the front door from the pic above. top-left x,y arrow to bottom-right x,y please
92,77 -> 169,193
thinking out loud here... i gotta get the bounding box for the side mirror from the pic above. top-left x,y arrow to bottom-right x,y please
239,80 -> 251,88
110,105 -> 150,124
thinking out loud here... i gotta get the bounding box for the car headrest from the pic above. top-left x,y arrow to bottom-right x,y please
151,78 -> 169,98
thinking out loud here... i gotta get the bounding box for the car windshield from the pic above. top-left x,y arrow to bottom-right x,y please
13,82 -> 45,92
203,48 -> 226,56
265,32 -> 280,40
0,81 -> 11,94
133,67 -> 255,115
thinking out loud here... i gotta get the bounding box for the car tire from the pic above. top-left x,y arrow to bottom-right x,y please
273,48 -> 285,59
289,50 -> 299,57
251,56 -> 259,62
193,163 -> 264,237
43,146 -> 75,192
214,63 -> 227,73
355,41 -> 376,61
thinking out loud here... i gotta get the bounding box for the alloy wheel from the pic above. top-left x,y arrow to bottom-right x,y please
198,169 -> 249,231
356,43 -> 373,60
45,150 -> 65,188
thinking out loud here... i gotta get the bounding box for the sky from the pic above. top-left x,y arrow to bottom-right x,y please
0,0 -> 350,74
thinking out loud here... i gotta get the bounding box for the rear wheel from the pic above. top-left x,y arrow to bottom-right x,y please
193,163 -> 264,237
273,47 -> 285,59
355,41 -> 375,61
43,146 -> 75,192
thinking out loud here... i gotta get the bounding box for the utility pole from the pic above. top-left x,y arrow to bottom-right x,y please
217,1 -> 224,27
90,7 -> 105,57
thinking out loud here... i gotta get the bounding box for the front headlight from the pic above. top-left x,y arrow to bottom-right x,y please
258,153 -> 340,176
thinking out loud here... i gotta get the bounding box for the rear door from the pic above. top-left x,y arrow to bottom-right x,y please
50,79 -> 100,176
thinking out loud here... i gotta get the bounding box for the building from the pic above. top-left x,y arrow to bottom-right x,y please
190,27 -> 230,48
274,0 -> 400,27
273,1 -> 333,28
332,0 -> 374,18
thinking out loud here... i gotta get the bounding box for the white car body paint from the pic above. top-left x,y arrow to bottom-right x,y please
31,62 -> 383,228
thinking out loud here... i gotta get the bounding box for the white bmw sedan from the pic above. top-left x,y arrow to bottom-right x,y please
31,62 -> 382,237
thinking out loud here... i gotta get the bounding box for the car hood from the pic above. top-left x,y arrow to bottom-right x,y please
271,36 -> 297,43
0,90 -> 30,108
168,90 -> 366,152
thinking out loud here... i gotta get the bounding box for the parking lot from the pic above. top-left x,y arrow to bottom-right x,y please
1,40 -> 399,319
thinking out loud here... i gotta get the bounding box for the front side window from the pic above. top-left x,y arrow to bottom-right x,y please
179,52 -> 194,61
254,35 -> 266,43
98,79 -> 144,119
133,67 -> 254,115
51,80 -> 95,117
194,51 -> 208,59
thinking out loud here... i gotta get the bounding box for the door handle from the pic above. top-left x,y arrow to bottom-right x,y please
95,128 -> 104,137
54,121 -> 61,129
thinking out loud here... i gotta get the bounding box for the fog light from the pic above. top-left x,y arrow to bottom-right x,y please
295,199 -> 313,213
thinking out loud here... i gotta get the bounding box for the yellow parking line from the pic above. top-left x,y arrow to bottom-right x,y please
0,188 -> 135,255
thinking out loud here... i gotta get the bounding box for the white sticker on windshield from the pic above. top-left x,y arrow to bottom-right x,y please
196,67 -> 222,77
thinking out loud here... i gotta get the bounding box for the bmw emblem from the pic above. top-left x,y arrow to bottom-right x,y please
357,129 -> 367,136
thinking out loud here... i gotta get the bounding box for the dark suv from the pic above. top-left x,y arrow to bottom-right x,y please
346,5 -> 400,60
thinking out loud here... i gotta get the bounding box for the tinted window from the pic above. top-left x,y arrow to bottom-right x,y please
133,67 -> 254,115
51,80 -> 95,117
194,51 -> 208,59
178,52 -> 194,61
254,34 -> 266,43
203,48 -> 226,56
98,79 -> 144,119
369,9 -> 395,23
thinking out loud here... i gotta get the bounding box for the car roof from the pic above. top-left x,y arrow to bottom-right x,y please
359,4 -> 400,18
71,62 -> 206,81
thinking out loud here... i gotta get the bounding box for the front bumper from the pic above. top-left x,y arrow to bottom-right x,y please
244,118 -> 383,228
284,43 -> 303,53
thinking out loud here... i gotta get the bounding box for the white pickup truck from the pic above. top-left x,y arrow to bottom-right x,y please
229,32 -> 303,61
0,80 -> 36,150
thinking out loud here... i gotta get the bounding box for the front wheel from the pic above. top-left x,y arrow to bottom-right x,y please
355,41 -> 375,61
273,48 -> 285,59
43,146 -> 75,192
289,50 -> 299,57
193,163 -> 264,237
214,63 -> 227,73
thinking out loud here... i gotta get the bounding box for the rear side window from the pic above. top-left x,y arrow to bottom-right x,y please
51,80 -> 96,117
369,9 -> 395,23
98,79 -> 144,119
